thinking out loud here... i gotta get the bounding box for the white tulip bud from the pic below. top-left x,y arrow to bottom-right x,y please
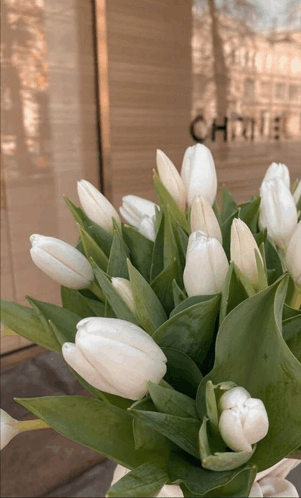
181,144 -> 217,206
258,477 -> 298,497
256,458 -> 301,482
262,162 -> 290,190
111,278 -> 135,312
249,481 -> 263,497
285,221 -> 301,287
218,387 -> 269,453
0,410 -> 20,450
77,180 -> 121,233
156,150 -> 187,210
293,179 -> 301,205
230,218 -> 263,284
191,196 -> 222,243
259,178 -> 298,250
30,235 -> 94,289
183,231 -> 229,296
120,195 -> 158,228
138,215 -> 156,241
62,317 -> 167,400
250,458 -> 301,497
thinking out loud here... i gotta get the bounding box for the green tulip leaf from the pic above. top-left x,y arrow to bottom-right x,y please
92,262 -> 140,326
153,171 -> 189,232
196,276 -> 301,472
26,297 -> 81,344
177,226 -> 189,258
219,263 -> 248,325
150,210 -> 165,282
107,224 -> 130,278
163,210 -> 184,287
132,398 -> 171,452
61,286 -> 105,318
220,187 -> 237,225
283,315 -> 301,363
127,260 -> 167,335
221,209 -> 239,260
199,416 -> 255,471
162,348 -> 203,398
283,303 -> 301,320
151,259 -> 178,315
148,382 -> 198,419
107,461 -> 168,498
15,396 -> 148,469
64,197 -> 112,256
122,225 -> 154,282
233,264 -> 256,298
168,452 -> 256,497
264,239 -> 284,282
78,224 -> 108,271
238,195 -> 261,233
129,408 -> 200,459
0,299 -> 61,353
170,294 -> 217,318
172,280 -> 187,308
153,295 -> 220,371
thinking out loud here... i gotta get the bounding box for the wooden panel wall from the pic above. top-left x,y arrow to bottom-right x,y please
101,0 -> 193,208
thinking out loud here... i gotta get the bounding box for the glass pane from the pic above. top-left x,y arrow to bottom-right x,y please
1,0 -> 100,353
192,1 -> 301,143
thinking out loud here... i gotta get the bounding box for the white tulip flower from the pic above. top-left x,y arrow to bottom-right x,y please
191,196 -> 222,244
30,235 -> 94,289
230,218 -> 263,284
1,410 -> 20,450
293,179 -> 301,205
62,317 -> 167,400
249,458 -> 300,497
259,178 -> 298,250
77,180 -> 121,233
120,195 -> 158,228
262,162 -> 290,190
183,231 -> 229,296
138,215 -> 156,241
156,150 -> 187,210
181,144 -> 217,206
111,278 -> 135,312
285,221 -> 301,287
218,386 -> 269,453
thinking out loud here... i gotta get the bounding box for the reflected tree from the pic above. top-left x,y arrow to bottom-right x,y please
1,0 -> 50,177
194,0 -> 263,127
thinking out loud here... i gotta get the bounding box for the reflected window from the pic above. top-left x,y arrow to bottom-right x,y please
244,78 -> 255,99
261,81 -> 272,99
275,83 -> 286,99
289,85 -> 299,100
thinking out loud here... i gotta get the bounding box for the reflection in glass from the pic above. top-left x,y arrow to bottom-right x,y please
192,0 -> 301,142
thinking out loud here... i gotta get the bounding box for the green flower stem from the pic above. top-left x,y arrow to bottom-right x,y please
88,280 -> 105,302
18,418 -> 50,433
291,285 -> 301,310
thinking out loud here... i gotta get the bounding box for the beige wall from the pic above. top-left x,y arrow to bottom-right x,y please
101,0 -> 192,207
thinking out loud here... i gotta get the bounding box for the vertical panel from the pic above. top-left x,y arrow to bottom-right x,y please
101,0 -> 192,207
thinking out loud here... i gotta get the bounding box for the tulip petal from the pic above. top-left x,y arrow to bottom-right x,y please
242,398 -> 269,445
219,386 -> 250,411
219,408 -> 253,452
286,221 -> 301,286
76,317 -> 167,362
191,196 -> 222,243
120,195 -> 158,228
62,342 -> 124,396
249,481 -> 264,497
259,476 -> 299,497
156,150 -> 187,210
76,334 -> 167,400
181,144 -> 217,206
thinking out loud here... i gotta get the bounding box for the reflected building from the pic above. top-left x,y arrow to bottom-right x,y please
192,11 -> 301,141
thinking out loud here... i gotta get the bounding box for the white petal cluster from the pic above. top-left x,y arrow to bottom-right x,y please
184,231 -> 229,296
230,218 -> 263,284
77,180 -> 121,233
259,178 -> 298,250
190,196 -> 222,243
262,162 -> 290,190
218,387 -> 269,453
119,195 -> 158,241
285,222 -> 301,287
249,458 -> 300,497
0,410 -> 20,450
30,235 -> 94,289
62,317 -> 167,400
156,144 -> 217,210
111,277 -> 135,312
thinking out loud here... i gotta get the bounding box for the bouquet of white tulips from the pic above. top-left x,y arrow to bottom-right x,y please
1,144 -> 301,498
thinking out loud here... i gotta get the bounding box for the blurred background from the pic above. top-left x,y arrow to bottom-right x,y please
1,0 -> 301,496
